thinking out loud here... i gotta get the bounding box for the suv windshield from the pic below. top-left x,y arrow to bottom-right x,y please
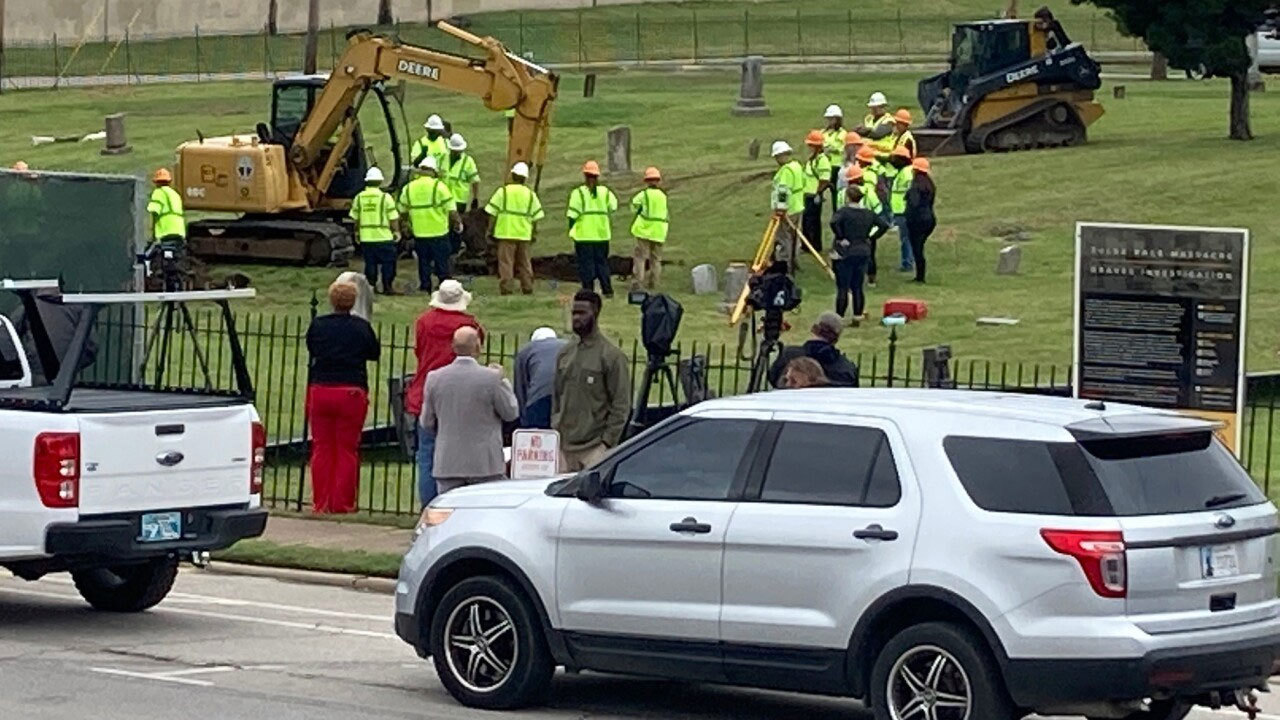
946,431 -> 1264,517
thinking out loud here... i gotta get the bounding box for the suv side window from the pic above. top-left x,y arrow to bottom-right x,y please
759,422 -> 901,506
607,418 -> 759,500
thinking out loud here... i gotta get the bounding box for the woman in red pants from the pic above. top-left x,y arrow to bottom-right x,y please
305,280 -> 381,513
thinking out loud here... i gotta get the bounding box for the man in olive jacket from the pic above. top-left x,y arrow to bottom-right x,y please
553,290 -> 632,471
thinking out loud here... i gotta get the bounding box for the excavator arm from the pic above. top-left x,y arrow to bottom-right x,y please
290,22 -> 558,201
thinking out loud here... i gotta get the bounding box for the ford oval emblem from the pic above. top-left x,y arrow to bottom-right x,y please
1215,513 -> 1237,530
156,450 -> 185,467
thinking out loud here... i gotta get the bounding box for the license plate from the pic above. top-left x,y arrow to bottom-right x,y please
1200,544 -> 1240,579
139,512 -> 182,543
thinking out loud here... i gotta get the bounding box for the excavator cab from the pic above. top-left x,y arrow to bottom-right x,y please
915,10 -> 1104,156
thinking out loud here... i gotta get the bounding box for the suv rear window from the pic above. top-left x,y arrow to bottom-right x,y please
945,432 -> 1264,517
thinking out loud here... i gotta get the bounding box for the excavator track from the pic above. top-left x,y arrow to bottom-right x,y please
187,216 -> 355,267
969,100 -> 1087,153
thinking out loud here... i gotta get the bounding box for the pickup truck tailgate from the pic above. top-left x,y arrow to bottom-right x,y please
78,406 -> 255,514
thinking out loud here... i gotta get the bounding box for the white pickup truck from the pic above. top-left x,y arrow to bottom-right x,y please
0,281 -> 267,612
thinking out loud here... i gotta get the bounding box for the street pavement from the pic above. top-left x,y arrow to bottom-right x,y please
0,569 -> 1276,720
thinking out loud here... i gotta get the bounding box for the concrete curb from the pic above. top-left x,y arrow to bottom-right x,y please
199,561 -> 397,595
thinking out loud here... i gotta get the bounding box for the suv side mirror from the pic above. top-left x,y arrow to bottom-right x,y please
574,470 -> 605,503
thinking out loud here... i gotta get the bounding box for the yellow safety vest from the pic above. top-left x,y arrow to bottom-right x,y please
566,184 -> 618,242
443,153 -> 479,205
348,186 -> 399,243
771,160 -> 806,215
397,176 -> 454,239
630,187 -> 669,243
484,184 -> 545,241
892,130 -> 917,158
147,186 -> 186,240
409,135 -> 449,170
864,113 -> 897,152
821,128 -> 847,164
890,167 -> 914,215
803,154 -> 833,196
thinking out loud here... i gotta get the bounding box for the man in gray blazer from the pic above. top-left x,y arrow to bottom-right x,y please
420,326 -> 519,494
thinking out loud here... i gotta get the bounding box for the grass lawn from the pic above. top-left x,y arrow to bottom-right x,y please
213,538 -> 402,578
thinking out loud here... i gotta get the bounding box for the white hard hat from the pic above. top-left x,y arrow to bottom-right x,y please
511,161 -> 530,177
867,92 -> 888,107
365,166 -> 385,183
424,114 -> 445,131
448,133 -> 467,151
531,327 -> 557,342
418,155 -> 438,171
824,104 -> 844,118
770,140 -> 793,157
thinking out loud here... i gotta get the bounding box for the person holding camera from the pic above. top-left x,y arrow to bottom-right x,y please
830,166 -> 891,322
767,312 -> 859,389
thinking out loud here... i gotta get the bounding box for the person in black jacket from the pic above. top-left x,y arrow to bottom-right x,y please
767,311 -> 859,389
905,157 -> 937,283
829,169 -> 892,320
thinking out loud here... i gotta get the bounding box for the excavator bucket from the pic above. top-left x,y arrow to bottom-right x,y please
914,128 -> 967,157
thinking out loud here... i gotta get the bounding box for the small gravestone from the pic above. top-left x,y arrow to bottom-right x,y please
995,244 -> 1022,275
101,113 -> 132,155
583,73 -> 597,98
606,125 -> 631,175
1113,85 -> 1126,99
723,262 -> 749,303
731,55 -> 769,116
691,264 -> 718,295
335,271 -> 375,320
747,139 -> 761,160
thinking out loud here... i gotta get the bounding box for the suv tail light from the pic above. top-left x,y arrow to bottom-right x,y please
34,432 -> 80,509
250,421 -> 266,495
1042,529 -> 1127,598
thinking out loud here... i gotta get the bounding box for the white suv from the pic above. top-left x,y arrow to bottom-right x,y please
395,389 -> 1279,720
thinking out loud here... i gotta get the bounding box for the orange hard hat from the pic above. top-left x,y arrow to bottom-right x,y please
152,167 -> 173,183
804,129 -> 824,146
844,165 -> 865,185
891,145 -> 913,160
844,132 -> 864,147
893,108 -> 913,124
11,160 -> 29,172
912,157 -> 931,174
855,146 -> 877,163
643,166 -> 661,181
581,160 -> 601,176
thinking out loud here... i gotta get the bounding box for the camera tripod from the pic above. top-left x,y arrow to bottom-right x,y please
728,212 -> 832,326
745,308 -> 786,394
624,352 -> 681,440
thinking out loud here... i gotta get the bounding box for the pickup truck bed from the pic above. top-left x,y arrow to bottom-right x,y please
0,386 -> 250,412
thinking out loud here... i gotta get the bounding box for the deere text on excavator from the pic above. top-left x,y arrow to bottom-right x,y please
175,21 -> 558,265
914,9 -> 1104,156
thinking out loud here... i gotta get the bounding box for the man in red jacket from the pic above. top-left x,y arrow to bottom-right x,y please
404,279 -> 483,507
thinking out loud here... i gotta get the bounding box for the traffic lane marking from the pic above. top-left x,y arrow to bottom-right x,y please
89,667 -> 215,687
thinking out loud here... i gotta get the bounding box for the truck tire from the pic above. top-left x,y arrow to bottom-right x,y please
869,621 -> 1017,720
71,556 -> 179,612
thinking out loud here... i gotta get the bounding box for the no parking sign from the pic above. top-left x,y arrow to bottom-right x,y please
510,429 -> 561,479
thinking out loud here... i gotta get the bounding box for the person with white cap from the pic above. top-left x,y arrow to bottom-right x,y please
514,326 -> 563,429
409,114 -> 449,171
443,133 -> 480,255
856,92 -> 896,153
398,155 -> 461,294
821,104 -> 848,208
483,162 -> 545,295
567,160 -> 619,298
770,140 -> 806,266
348,167 -> 401,294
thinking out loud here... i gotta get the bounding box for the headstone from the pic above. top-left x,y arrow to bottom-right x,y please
101,113 -> 132,155
691,263 -> 718,295
731,55 -> 769,116
606,125 -> 631,175
722,262 -> 749,303
335,271 -> 375,320
995,244 -> 1021,275
1113,85 -> 1126,99
747,139 -> 761,160
583,73 -> 597,98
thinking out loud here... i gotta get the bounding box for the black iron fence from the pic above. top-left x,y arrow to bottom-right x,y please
93,306 -> 1280,518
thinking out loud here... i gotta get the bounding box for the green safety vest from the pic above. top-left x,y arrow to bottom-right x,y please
771,160 -> 805,215
629,187 -> 669,243
409,135 -> 449,170
803,154 -> 832,196
860,181 -> 884,214
567,184 -> 618,242
821,128 -> 847,164
890,166 -> 914,215
892,129 -> 917,158
397,176 -> 454,239
147,186 -> 186,240
444,153 -> 480,205
864,113 -> 897,152
348,186 -> 399,243
485,183 -> 544,241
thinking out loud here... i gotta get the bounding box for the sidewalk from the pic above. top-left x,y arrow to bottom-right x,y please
259,515 -> 414,556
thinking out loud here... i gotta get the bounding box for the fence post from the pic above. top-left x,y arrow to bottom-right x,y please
691,10 -> 699,62
329,20 -> 337,67
124,28 -> 133,84
848,8 -> 854,59
194,25 -> 202,81
1090,13 -> 1097,49
577,8 -> 584,69
518,13 -> 525,55
795,8 -> 802,60
262,28 -> 270,77
897,9 -> 905,55
635,10 -> 641,64
744,9 -> 750,56
52,33 -> 60,88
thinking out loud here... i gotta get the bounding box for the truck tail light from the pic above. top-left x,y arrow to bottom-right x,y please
1042,529 -> 1127,599
34,432 -> 80,509
251,421 -> 266,495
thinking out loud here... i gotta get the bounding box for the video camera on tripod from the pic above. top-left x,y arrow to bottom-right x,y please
739,262 -> 802,393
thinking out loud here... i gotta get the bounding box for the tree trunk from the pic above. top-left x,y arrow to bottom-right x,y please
377,0 -> 394,26
1150,52 -> 1168,81
1229,72 -> 1253,140
267,0 -> 278,36
303,0 -> 320,75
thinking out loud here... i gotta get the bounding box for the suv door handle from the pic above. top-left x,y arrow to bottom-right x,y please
853,524 -> 899,542
670,517 -> 712,534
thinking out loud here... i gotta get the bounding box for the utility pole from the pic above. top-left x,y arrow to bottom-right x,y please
303,0 -> 319,74
377,0 -> 394,26
267,0 -> 278,36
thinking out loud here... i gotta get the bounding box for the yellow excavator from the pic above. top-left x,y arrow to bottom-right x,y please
175,21 -> 558,265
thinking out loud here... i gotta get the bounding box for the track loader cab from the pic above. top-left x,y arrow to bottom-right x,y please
915,11 -> 1104,156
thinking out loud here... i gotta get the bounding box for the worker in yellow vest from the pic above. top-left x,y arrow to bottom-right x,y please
567,160 -> 620,297
888,108 -> 918,158
349,167 -> 401,294
821,104 -> 847,208
398,156 -> 461,293
769,140 -> 806,267
629,166 -> 669,291
802,130 -> 832,252
856,92 -> 896,153
147,168 -> 187,291
444,132 -> 480,254
409,114 -> 449,171
887,145 -> 916,273
484,162 -> 545,295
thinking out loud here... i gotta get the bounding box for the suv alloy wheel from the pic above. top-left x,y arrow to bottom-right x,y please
869,622 -> 1015,720
429,575 -> 554,709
